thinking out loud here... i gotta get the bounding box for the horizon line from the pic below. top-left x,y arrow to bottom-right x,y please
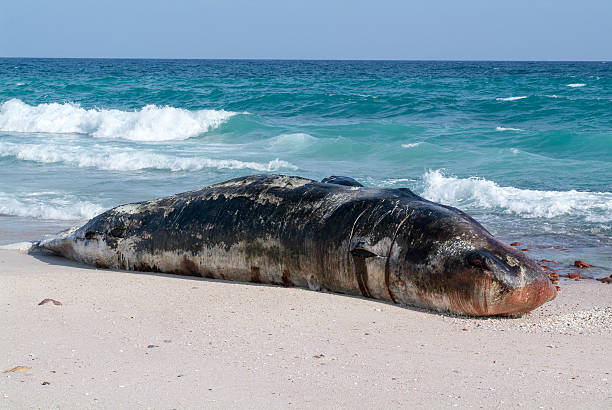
1,56 -> 610,63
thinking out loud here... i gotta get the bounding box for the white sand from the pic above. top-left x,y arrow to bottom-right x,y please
1,249 -> 610,409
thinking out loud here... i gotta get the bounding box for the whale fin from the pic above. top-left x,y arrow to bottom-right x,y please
349,240 -> 378,258
349,243 -> 377,299
321,176 -> 363,187
350,247 -> 378,258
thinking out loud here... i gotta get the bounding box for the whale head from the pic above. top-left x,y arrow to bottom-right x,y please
384,202 -> 556,316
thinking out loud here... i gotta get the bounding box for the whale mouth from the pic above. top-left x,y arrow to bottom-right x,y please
486,275 -> 557,316
449,250 -> 557,316
473,267 -> 557,317
444,275 -> 556,317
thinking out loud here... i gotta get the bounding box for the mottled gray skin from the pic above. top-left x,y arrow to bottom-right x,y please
38,174 -> 556,316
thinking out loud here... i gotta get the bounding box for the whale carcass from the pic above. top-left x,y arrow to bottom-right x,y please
38,174 -> 556,316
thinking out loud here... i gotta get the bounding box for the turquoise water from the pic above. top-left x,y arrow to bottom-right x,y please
0,59 -> 610,276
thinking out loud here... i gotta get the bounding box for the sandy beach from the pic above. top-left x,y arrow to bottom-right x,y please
0,248 -> 610,409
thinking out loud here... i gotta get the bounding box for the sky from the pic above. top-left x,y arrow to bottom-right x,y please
1,0 -> 610,60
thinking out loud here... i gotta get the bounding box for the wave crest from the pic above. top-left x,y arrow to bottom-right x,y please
422,170 -> 612,222
0,142 -> 298,172
495,126 -> 523,131
0,99 -> 237,141
496,96 -> 527,102
267,133 -> 319,149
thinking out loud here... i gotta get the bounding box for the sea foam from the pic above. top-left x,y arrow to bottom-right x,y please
496,96 -> 527,102
495,127 -> 523,131
0,142 -> 298,172
0,192 -> 103,221
0,99 -> 237,141
566,83 -> 586,88
422,170 -> 612,222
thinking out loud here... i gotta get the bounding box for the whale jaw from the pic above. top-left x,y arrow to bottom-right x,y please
482,275 -> 557,317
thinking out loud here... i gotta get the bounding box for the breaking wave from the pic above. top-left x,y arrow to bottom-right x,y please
0,142 -> 297,172
0,99 -> 237,141
421,170 -> 612,222
0,192 -> 103,221
566,83 -> 586,88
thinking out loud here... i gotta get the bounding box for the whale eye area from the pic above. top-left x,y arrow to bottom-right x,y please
466,251 -> 492,271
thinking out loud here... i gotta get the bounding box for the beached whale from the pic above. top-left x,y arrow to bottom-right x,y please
38,174 -> 556,316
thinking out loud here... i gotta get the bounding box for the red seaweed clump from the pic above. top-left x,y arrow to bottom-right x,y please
574,260 -> 593,268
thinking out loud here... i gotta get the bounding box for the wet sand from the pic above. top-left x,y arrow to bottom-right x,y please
1,249 -> 610,409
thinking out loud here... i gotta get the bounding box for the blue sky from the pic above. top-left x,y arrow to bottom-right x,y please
1,0 -> 610,60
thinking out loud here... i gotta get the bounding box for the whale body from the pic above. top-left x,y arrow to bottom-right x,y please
38,174 -> 556,316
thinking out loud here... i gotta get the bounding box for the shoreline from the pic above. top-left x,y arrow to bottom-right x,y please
1,249 -> 610,408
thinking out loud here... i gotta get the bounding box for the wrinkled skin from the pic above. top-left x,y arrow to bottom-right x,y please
38,174 -> 556,316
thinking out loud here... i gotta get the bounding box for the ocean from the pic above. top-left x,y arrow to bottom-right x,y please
0,59 -> 610,277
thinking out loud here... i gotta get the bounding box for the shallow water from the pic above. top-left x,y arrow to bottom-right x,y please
0,59 -> 610,276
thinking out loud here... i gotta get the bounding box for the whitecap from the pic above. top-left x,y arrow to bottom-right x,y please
566,83 -> 586,88
15,82 -> 24,86
495,127 -> 523,131
421,170 -> 612,222
0,98 -> 238,141
401,142 -> 422,148
0,142 -> 298,172
496,96 -> 528,102
0,191 -> 103,221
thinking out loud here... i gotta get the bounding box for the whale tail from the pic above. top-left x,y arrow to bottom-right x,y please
36,227 -> 80,256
